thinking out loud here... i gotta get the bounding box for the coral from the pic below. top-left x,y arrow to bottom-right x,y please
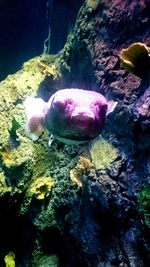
119,42 -> 150,77
27,177 -> 54,200
4,252 -> 15,267
137,185 -> 150,228
90,137 -> 118,170
70,156 -> 94,187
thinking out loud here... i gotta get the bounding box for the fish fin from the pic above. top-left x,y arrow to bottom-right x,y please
106,100 -> 118,116
48,134 -> 55,146
24,97 -> 46,141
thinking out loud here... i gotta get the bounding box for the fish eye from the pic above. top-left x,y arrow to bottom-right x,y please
66,99 -> 73,105
52,99 -> 65,110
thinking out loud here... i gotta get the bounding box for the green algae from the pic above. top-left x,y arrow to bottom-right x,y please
90,137 -> 118,170
137,185 -> 150,228
32,254 -> 58,267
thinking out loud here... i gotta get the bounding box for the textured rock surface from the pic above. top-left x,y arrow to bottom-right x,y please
0,0 -> 150,266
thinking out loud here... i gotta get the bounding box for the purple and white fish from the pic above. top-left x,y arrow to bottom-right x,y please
24,88 -> 117,144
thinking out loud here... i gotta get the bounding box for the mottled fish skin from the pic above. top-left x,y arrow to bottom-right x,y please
44,89 -> 108,143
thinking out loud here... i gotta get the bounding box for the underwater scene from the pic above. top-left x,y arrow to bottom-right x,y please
0,0 -> 150,266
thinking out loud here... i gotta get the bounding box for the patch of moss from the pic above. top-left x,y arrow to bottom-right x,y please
90,137 -> 118,170
137,185 -> 150,228
4,251 -> 15,267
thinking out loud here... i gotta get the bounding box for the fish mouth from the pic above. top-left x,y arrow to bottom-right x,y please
75,120 -> 88,129
71,114 -> 94,129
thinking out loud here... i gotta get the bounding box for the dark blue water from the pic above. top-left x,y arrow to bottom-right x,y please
0,0 -> 83,81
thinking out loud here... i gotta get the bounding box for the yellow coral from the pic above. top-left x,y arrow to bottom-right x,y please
4,251 -> 15,267
70,156 -> 94,187
28,177 -> 54,200
90,137 -> 118,170
119,42 -> 150,77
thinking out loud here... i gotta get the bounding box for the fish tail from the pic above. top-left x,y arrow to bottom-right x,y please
24,96 -> 46,141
